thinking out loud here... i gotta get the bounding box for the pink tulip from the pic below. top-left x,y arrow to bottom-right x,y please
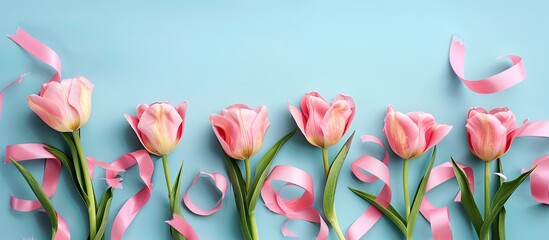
383,106 -> 452,160
289,92 -> 355,148
210,104 -> 270,160
27,76 -> 93,132
466,107 -> 524,161
125,102 -> 187,156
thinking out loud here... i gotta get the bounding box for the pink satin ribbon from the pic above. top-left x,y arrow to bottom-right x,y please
514,121 -> 549,204
261,165 -> 329,239
449,37 -> 527,94
5,143 -> 70,240
0,74 -> 27,119
346,135 -> 391,240
183,171 -> 228,216
8,27 -> 61,83
420,162 -> 474,240
347,136 -> 475,240
105,150 -> 154,240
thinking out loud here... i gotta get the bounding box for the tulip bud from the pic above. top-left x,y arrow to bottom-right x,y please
27,76 -> 93,132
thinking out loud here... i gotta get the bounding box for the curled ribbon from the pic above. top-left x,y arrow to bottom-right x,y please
105,150 -> 155,240
449,37 -> 526,94
5,143 -> 70,240
183,171 -> 228,216
8,27 -> 61,83
420,162 -> 474,240
261,165 -> 329,239
346,135 -> 391,240
514,120 -> 549,204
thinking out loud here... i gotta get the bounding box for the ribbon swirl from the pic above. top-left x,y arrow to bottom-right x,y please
449,37 -> 527,94
261,165 -> 329,239
346,135 -> 391,240
183,171 -> 228,216
5,143 -> 70,240
419,162 -> 474,240
8,28 -> 61,83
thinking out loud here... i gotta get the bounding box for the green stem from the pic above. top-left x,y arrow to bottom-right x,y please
484,161 -> 491,218
249,210 -> 259,240
322,147 -> 329,178
403,159 -> 410,221
162,155 -> 173,197
245,158 -> 251,192
72,131 -> 97,240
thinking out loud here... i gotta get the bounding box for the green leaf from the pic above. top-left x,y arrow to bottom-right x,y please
223,154 -> 252,240
479,167 -> 535,239
10,158 -> 59,237
407,147 -> 437,238
451,158 -> 483,235
170,162 -> 184,215
247,130 -> 295,212
493,158 -> 505,240
169,162 -> 186,240
94,188 -> 114,240
44,145 -> 87,201
323,132 -> 354,239
349,187 -> 407,235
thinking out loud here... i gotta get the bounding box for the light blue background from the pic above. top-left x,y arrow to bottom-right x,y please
1,1 -> 549,239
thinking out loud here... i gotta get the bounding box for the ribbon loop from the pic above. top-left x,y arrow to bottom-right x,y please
420,162 -> 474,240
5,143 -> 70,240
261,165 -> 329,239
183,171 -> 227,216
347,135 -> 392,240
105,150 -> 154,240
449,37 -> 526,94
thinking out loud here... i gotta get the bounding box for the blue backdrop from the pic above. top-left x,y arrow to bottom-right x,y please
1,1 -> 549,239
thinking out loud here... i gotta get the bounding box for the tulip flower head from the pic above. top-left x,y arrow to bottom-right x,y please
126,101 -> 187,156
27,76 -> 93,132
210,104 -> 270,160
289,92 -> 355,148
466,107 -> 524,162
382,106 -> 452,160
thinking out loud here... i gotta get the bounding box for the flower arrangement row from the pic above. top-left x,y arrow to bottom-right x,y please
3,28 -> 549,240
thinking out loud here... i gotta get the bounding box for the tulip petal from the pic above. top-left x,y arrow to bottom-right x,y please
407,112 -> 436,156
136,104 -> 149,119
304,95 -> 330,147
28,95 -> 72,132
466,114 -> 507,161
300,92 -> 323,120
124,114 -> 154,153
211,114 -> 240,159
137,104 -> 184,155
289,104 -> 306,138
467,107 -> 487,119
332,94 -> 355,134
67,77 -> 93,129
320,100 -> 353,148
383,106 -> 420,159
251,106 -> 270,155
424,124 -> 452,151
490,108 -> 516,131
175,102 -> 188,143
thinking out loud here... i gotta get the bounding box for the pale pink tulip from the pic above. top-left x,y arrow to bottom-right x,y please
466,107 -> 523,161
383,106 -> 452,160
289,92 -> 355,148
27,76 -> 93,132
210,104 -> 270,160
126,102 -> 187,156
